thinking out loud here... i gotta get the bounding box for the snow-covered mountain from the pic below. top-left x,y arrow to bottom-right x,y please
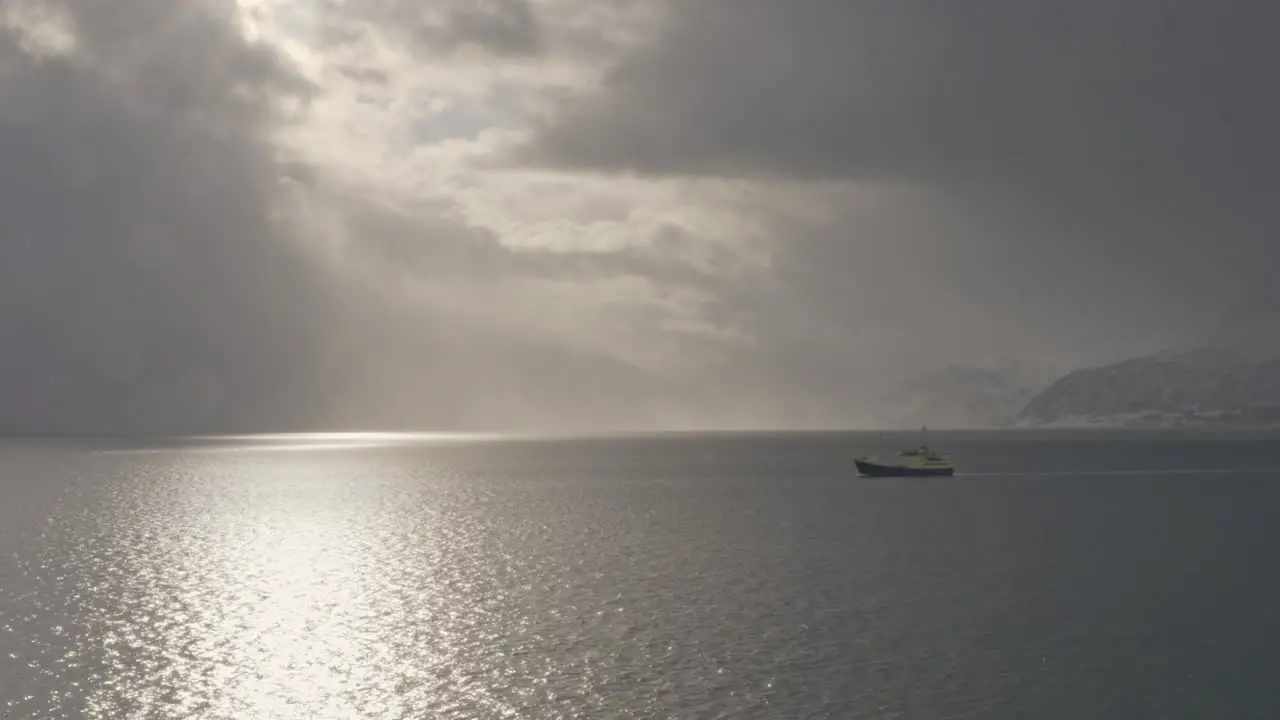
1016,348 -> 1280,427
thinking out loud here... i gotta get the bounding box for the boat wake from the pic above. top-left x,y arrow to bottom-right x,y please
958,468 -> 1277,477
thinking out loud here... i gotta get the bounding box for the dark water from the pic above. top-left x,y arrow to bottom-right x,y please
3,430 -> 1279,718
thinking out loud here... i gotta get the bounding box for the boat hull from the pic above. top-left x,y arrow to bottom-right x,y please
855,459 -> 954,477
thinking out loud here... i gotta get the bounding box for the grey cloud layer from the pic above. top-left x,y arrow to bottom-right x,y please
0,0 -> 338,434
0,0 -> 710,435
327,0 -> 543,57
523,1 -> 1279,188
11,0 -> 1278,435
518,0 -> 1280,360
315,0 -> 644,60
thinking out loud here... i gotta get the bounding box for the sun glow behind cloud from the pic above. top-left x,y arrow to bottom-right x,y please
1,1 -> 77,56
226,0 -> 783,395
194,0 -> 1072,429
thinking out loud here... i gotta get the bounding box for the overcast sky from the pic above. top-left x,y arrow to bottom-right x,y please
3,0 -> 1279,434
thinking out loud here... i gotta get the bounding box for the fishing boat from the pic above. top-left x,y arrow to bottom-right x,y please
855,445 -> 954,476
856,429 -> 954,476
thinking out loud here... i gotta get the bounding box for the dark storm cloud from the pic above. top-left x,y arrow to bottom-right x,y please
516,0 -> 1280,363
522,1 -> 1279,188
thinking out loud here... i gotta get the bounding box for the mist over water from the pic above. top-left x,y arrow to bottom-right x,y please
3,431 -> 1279,718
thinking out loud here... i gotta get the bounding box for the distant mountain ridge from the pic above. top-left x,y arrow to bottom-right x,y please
1015,348 -> 1280,427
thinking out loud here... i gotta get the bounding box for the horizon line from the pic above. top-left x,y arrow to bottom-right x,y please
4,425 -> 1275,443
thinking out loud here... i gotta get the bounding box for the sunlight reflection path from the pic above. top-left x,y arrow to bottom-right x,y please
62,454 -> 516,718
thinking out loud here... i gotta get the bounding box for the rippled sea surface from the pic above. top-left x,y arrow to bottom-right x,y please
4,430 -> 1280,718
